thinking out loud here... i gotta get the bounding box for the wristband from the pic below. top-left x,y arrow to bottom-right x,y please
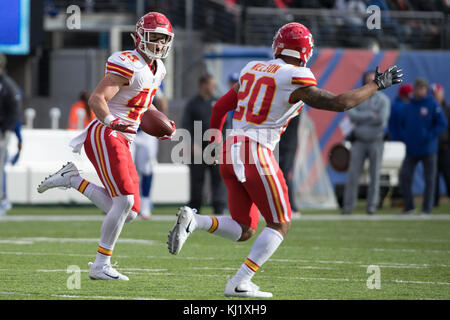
103,114 -> 115,126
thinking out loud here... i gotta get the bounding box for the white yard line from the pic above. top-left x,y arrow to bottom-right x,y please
0,291 -> 165,300
341,247 -> 450,254
36,267 -> 168,273
392,280 -> 450,286
270,258 -> 450,268
2,250 -> 449,269
281,245 -> 450,254
0,251 -> 129,258
0,215 -> 106,222
300,235 -> 450,244
0,237 -> 160,245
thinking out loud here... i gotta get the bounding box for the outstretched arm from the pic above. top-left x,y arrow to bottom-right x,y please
290,65 -> 403,112
293,83 -> 379,112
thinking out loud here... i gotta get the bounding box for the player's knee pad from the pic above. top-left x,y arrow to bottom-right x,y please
125,210 -> 138,223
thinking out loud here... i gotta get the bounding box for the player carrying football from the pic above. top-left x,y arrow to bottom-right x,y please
38,12 -> 176,281
168,23 -> 403,297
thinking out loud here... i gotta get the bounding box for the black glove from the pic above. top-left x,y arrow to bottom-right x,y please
373,65 -> 403,90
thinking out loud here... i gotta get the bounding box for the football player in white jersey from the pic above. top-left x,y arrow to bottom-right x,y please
38,12 -> 176,281
168,22 -> 402,297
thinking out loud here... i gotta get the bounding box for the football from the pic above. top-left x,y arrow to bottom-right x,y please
139,109 -> 174,137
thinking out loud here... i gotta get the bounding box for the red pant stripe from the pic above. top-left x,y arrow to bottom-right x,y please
256,145 -> 286,223
260,146 -> 290,223
87,122 -> 115,197
97,124 -> 122,196
94,124 -> 120,197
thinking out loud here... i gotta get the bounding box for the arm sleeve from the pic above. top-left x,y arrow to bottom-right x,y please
15,120 -> 22,142
209,88 -> 238,143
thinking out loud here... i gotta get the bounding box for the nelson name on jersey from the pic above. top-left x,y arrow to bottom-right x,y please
250,63 -> 281,74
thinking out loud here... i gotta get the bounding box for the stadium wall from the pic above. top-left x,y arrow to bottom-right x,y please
6,129 -> 190,205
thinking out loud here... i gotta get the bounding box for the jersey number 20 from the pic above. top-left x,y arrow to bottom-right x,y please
233,73 -> 276,125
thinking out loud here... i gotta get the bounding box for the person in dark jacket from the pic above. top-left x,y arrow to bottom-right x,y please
0,54 -> 21,215
182,74 -> 228,215
388,83 -> 413,141
431,83 -> 450,207
399,78 -> 447,215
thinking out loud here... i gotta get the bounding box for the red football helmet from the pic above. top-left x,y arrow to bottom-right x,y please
272,23 -> 314,66
134,12 -> 174,60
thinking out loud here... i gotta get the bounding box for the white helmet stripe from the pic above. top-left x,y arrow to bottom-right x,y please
280,49 -> 301,59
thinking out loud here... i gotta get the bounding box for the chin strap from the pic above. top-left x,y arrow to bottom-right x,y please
130,33 -> 137,45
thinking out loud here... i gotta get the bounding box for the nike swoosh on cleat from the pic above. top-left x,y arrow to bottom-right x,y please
234,287 -> 249,293
185,220 -> 192,233
61,170 -> 76,177
104,273 -> 120,280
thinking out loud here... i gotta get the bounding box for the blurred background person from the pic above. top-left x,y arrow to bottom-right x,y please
0,53 -> 22,216
1,119 -> 22,214
182,74 -> 228,215
399,78 -> 447,215
67,90 -> 94,130
388,83 -> 413,141
431,83 -> 450,207
342,71 -> 390,215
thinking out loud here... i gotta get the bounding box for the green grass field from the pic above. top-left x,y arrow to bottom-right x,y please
1,202 -> 450,300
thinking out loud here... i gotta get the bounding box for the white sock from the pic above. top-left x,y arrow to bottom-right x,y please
94,251 -> 111,266
94,195 -> 134,267
232,227 -> 284,283
71,176 -> 112,213
141,196 -> 151,215
194,215 -> 242,241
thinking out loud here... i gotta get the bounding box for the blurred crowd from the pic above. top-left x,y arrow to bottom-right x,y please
43,0 -> 449,49
230,0 -> 450,11
44,0 -> 450,12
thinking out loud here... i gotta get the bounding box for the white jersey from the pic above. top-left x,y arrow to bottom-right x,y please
230,58 -> 317,150
105,49 -> 166,141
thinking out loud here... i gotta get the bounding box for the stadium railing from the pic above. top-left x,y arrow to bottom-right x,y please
47,1 -> 448,49
241,7 -> 448,49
